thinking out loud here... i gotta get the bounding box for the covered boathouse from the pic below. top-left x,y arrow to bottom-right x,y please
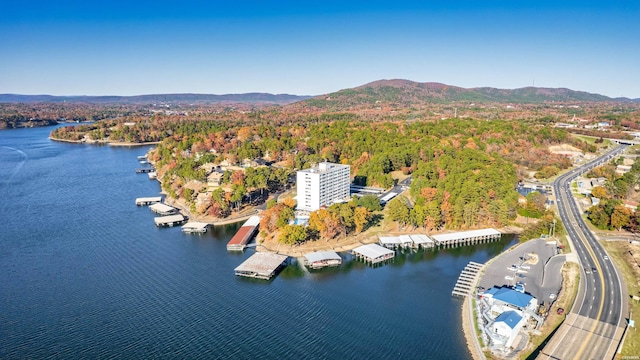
154,214 -> 187,227
351,244 -> 395,265
234,252 -> 289,280
149,203 -> 178,216
303,251 -> 342,269
226,216 -> 260,251
135,197 -> 162,206
431,228 -> 501,247
181,222 -> 210,233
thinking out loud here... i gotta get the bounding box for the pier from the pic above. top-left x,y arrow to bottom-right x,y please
234,252 -> 289,280
154,214 -> 187,227
431,228 -> 501,248
135,197 -> 162,206
149,203 -> 178,216
181,222 -> 210,233
452,261 -> 484,297
303,251 -> 342,269
352,244 -> 395,265
226,216 -> 260,251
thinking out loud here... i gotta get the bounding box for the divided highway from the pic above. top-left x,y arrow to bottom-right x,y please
540,145 -> 627,359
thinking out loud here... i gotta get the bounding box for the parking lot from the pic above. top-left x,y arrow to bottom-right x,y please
478,238 -> 564,304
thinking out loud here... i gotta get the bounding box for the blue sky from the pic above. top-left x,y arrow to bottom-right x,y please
1,1 -> 639,97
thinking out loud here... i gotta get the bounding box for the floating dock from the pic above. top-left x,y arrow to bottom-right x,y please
135,197 -> 162,206
452,261 -> 484,297
432,228 -> 501,248
136,168 -> 155,173
234,252 -> 288,280
149,203 -> 178,216
226,216 -> 260,251
181,222 -> 210,233
352,244 -> 395,265
137,155 -> 147,161
154,214 -> 187,227
303,251 -> 342,269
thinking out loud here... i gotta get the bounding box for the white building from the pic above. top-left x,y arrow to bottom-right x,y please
297,162 -> 350,211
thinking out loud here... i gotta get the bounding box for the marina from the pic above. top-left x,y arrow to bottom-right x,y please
181,221 -> 210,233
431,228 -> 501,247
234,252 -> 289,280
351,244 -> 395,265
135,196 -> 162,206
303,251 -> 342,269
149,203 -> 178,215
154,214 -> 187,227
226,216 -> 260,251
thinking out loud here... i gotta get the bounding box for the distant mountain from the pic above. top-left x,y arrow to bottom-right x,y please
299,79 -> 638,109
0,93 -> 311,105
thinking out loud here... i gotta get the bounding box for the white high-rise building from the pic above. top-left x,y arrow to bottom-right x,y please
296,162 -> 351,211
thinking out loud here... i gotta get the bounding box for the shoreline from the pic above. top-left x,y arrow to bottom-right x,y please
50,136 -> 161,147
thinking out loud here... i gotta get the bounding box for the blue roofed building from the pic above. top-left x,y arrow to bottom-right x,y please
491,310 -> 525,348
483,285 -> 537,314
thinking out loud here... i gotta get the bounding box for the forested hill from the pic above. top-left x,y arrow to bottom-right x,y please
0,93 -> 311,105
299,79 -> 639,110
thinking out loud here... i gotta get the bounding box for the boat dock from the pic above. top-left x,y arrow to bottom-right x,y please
135,168 -> 155,173
149,203 -> 178,216
135,197 -> 162,206
351,244 -> 395,265
226,216 -> 260,251
234,252 -> 289,280
148,171 -> 157,180
303,251 -> 342,269
181,222 -> 210,233
451,261 -> 484,297
137,155 -> 147,161
154,214 -> 187,227
431,228 -> 501,248
378,234 -> 434,249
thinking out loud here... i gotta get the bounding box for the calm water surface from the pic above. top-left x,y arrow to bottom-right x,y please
0,126 -> 516,359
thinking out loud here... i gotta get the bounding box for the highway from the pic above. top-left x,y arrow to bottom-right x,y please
540,145 -> 627,359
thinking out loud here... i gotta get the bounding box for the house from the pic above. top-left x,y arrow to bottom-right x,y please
207,171 -> 224,188
491,311 -> 524,348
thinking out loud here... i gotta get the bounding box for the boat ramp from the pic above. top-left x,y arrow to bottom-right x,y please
452,261 -> 484,297
135,197 -> 162,206
226,216 -> 260,251
154,214 -> 187,227
303,251 -> 342,269
234,252 -> 289,280
431,228 -> 501,248
149,203 -> 178,216
181,222 -> 210,233
351,244 -> 395,265
378,234 -> 434,250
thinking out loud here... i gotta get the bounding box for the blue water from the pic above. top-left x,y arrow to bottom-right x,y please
0,125 -> 517,359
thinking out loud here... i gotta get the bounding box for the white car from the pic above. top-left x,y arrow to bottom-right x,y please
549,293 -> 556,300
505,275 -> 514,281
603,256 -> 609,261
520,265 -> 531,270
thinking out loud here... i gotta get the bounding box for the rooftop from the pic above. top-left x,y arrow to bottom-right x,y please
431,228 -> 501,243
234,253 -> 288,278
495,310 -> 522,329
352,243 -> 394,259
304,251 -> 342,263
